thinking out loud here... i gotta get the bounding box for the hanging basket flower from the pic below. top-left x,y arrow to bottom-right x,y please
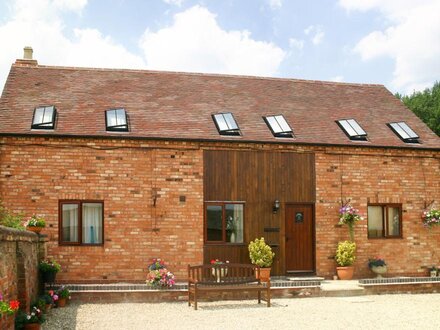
339,205 -> 363,226
422,209 -> 440,228
338,204 -> 363,241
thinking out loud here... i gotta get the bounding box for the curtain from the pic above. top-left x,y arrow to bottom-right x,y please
62,204 -> 78,242
226,204 -> 244,243
367,206 -> 383,238
82,203 -> 103,244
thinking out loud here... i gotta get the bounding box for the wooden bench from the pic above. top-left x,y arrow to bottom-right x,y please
188,263 -> 271,310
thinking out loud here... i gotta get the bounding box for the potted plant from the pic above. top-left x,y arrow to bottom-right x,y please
368,257 -> 387,278
428,266 -> 438,277
0,293 -> 20,316
339,205 -> 363,241
145,259 -> 176,288
56,286 -> 70,307
39,259 -> 61,284
23,306 -> 45,330
422,209 -> 440,228
335,241 -> 356,280
24,215 -> 46,234
210,259 -> 229,282
248,237 -> 275,282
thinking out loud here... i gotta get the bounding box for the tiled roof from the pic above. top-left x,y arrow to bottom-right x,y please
1,61 -> 439,149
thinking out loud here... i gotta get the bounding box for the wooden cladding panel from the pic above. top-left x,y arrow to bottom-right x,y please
204,151 -> 315,202
204,150 -> 315,275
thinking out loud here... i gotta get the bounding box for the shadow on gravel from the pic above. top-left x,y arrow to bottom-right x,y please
196,301 -> 288,310
42,302 -> 79,330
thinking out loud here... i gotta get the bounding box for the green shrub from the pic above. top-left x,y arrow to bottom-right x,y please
248,237 -> 275,268
335,241 -> 356,266
0,202 -> 25,230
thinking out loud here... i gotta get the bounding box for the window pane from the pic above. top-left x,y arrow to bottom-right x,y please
339,120 -> 357,137
275,115 -> 292,133
223,113 -> 238,130
368,206 -> 383,238
207,205 -> 223,241
42,106 -> 54,124
62,204 -> 79,242
214,114 -> 228,131
106,110 -> 117,127
387,207 -> 400,236
225,204 -> 244,243
347,119 -> 366,135
391,123 -> 410,139
267,116 -> 282,133
115,109 -> 127,125
398,122 -> 418,138
82,203 -> 103,244
33,108 -> 44,125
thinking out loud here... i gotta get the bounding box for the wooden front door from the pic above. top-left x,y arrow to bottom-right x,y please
285,204 -> 314,273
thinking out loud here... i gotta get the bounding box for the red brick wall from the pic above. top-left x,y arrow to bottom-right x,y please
1,136 -> 439,281
0,137 -> 204,282
315,147 -> 440,278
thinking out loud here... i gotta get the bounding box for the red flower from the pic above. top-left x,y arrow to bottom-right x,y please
9,300 -> 20,311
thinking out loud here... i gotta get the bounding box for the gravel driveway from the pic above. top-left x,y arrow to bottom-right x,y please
43,294 -> 440,330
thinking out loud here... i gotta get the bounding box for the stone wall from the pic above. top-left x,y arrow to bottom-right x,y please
0,226 -> 46,330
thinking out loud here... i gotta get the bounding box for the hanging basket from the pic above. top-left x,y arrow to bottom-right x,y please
41,271 -> 57,284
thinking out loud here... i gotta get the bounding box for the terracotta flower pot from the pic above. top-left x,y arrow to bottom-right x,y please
336,266 -> 354,280
26,226 -> 43,234
256,267 -> 271,282
24,323 -> 41,330
57,298 -> 67,307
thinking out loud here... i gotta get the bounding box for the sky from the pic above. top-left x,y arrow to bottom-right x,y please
0,0 -> 439,96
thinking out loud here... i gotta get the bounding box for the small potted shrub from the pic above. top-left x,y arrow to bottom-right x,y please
368,257 -> 387,278
428,266 -> 438,277
335,241 -> 356,280
39,259 -> 61,284
24,215 -> 46,234
248,237 -> 275,282
56,286 -> 70,307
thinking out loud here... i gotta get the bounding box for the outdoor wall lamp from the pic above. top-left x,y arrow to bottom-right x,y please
273,199 -> 280,214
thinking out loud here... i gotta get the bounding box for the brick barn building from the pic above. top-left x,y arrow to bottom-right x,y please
0,51 -> 439,282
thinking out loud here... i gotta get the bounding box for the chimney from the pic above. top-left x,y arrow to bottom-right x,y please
15,46 -> 38,66
23,46 -> 33,60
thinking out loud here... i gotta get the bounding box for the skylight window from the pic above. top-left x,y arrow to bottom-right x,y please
263,115 -> 293,138
212,113 -> 240,136
336,119 -> 367,141
31,106 -> 56,129
106,108 -> 128,132
388,122 -> 419,143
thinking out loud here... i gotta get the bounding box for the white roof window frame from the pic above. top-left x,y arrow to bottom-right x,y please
336,118 -> 368,141
212,112 -> 241,136
388,121 -> 420,143
263,114 -> 294,138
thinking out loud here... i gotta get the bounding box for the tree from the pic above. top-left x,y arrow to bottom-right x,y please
396,82 -> 440,137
